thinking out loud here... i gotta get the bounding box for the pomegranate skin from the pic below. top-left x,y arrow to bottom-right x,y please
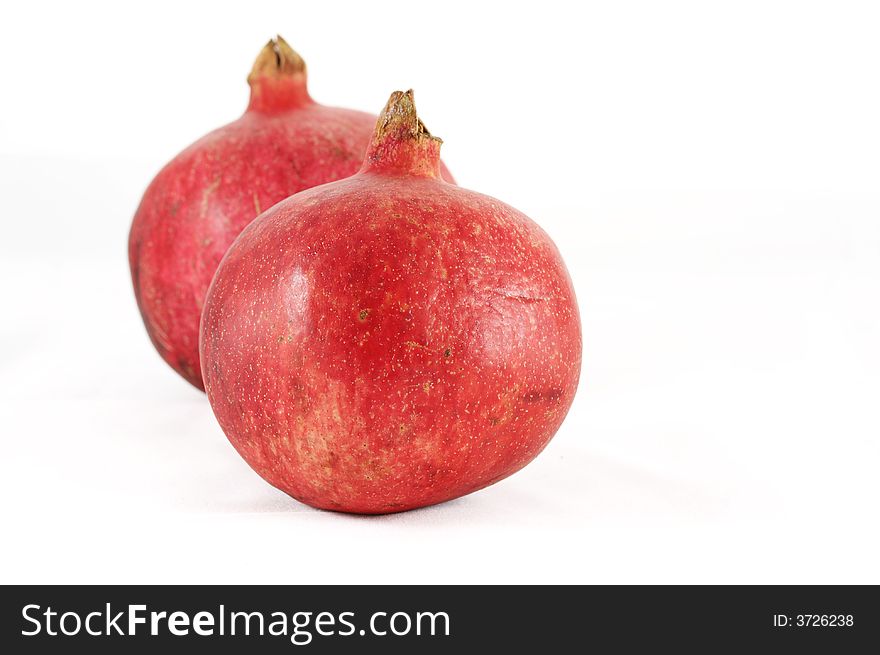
129,39 -> 453,389
201,91 -> 581,513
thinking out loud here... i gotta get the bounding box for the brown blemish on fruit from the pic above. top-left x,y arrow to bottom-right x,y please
358,308 -> 370,321
405,340 -> 432,352
492,288 -> 551,304
522,388 -> 564,403
443,348 -> 452,358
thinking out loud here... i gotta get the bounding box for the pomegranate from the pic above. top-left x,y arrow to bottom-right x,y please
129,38 -> 453,389
201,90 -> 581,513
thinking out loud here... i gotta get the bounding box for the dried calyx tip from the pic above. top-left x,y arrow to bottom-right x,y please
248,35 -> 306,83
374,90 -> 442,144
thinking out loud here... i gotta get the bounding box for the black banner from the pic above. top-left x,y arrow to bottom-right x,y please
1,585 -> 876,652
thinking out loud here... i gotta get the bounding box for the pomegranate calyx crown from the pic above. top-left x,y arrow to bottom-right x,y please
374,90 -> 441,145
246,36 -> 313,112
363,90 -> 444,179
247,35 -> 306,84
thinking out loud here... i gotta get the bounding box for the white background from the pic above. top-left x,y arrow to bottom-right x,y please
2,0 -> 879,583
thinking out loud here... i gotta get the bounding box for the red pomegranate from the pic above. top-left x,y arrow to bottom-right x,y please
129,38 -> 453,389
201,90 -> 581,514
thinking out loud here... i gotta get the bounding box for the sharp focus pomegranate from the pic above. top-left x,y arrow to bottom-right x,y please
201,90 -> 581,513
129,38 -> 452,389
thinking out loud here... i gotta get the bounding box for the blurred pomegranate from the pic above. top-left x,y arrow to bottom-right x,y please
129,38 -> 452,388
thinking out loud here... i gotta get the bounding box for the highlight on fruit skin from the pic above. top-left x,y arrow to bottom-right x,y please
128,38 -> 454,390
200,89 -> 582,514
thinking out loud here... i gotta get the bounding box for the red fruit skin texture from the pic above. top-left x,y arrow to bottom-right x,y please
128,41 -> 453,389
201,92 -> 581,514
